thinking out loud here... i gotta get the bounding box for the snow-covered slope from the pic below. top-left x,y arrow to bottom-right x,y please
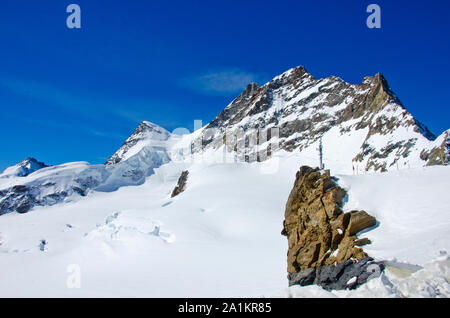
0,152 -> 448,297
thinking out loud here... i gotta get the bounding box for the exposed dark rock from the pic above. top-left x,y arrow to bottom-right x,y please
288,268 -> 316,286
289,257 -> 385,291
171,170 -> 189,198
16,197 -> 33,214
283,166 -> 383,290
422,131 -> 449,166
12,185 -> 28,193
72,187 -> 86,197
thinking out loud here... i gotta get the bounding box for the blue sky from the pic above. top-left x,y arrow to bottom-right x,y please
0,0 -> 449,170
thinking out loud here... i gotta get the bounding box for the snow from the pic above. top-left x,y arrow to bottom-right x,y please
330,249 -> 339,258
0,148 -> 449,297
0,158 -> 290,297
338,166 -> 450,264
346,277 -> 357,286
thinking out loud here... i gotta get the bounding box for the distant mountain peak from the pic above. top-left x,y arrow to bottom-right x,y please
105,121 -> 171,165
19,157 -> 47,166
0,157 -> 50,178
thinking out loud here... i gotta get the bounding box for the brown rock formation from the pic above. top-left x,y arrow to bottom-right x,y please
171,170 -> 189,198
282,166 -> 377,274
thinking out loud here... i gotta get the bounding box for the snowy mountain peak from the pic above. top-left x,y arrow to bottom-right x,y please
0,157 -> 50,178
105,121 -> 171,165
139,121 -> 170,134
271,65 -> 312,85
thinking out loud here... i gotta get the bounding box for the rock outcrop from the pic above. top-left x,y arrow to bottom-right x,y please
422,130 -> 450,166
171,170 -> 189,198
282,166 -> 383,290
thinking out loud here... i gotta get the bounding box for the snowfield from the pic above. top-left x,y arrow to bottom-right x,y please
0,151 -> 449,297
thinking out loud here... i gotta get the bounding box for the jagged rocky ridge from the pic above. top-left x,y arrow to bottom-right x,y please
193,66 -> 446,171
282,166 -> 384,290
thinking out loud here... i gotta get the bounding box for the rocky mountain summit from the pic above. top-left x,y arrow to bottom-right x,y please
282,166 -> 384,290
194,66 -> 446,171
106,121 -> 172,165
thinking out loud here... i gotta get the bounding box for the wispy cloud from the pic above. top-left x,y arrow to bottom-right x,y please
180,68 -> 264,96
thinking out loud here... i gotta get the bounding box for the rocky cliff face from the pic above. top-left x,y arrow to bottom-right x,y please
192,66 -> 443,171
421,130 -> 450,166
282,166 -> 384,290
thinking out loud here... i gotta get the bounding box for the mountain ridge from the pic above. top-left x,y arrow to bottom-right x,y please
192,65 -> 445,171
1,65 -> 448,215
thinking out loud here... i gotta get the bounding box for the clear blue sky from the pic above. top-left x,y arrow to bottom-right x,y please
0,0 -> 449,170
